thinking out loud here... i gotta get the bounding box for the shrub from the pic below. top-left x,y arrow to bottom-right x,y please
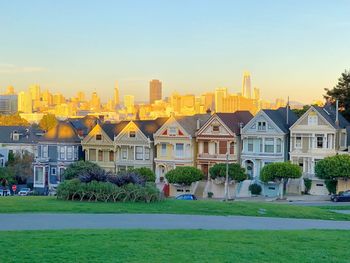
325,179 -> 337,195
209,163 -> 246,182
315,155 -> 350,179
63,161 -> 103,180
260,162 -> 302,183
207,191 -> 214,198
128,167 -> 156,182
249,183 -> 262,195
109,172 -> 145,187
303,178 -> 312,194
165,166 -> 203,185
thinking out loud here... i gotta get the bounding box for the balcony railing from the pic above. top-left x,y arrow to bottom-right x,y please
197,153 -> 235,160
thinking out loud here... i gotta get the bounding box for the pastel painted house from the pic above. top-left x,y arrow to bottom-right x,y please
289,105 -> 350,195
153,114 -> 210,196
33,121 -> 83,193
196,111 -> 253,198
240,107 -> 298,197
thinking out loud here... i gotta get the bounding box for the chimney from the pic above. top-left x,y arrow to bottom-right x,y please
335,100 -> 339,126
286,96 -> 290,126
196,119 -> 201,130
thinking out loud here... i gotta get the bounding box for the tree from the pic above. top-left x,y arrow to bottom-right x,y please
260,162 -> 302,198
39,114 -> 58,132
292,105 -> 311,117
128,167 -> 156,182
315,155 -> 350,180
63,161 -> 104,180
0,114 -> 29,126
324,70 -> 350,121
0,167 -> 15,187
7,152 -> 34,184
165,166 -> 203,186
209,163 -> 246,182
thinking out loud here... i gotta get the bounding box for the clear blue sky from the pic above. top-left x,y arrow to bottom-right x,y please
1,0 -> 350,103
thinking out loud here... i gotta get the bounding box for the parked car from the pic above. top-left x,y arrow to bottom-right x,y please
0,189 -> 11,196
331,190 -> 350,202
18,188 -> 32,196
175,194 -> 197,200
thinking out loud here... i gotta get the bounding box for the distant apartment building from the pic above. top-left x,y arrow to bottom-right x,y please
149,79 -> 162,104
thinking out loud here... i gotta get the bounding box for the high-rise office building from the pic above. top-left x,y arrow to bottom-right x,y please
253,87 -> 260,101
6,86 -> 15,95
215,87 -> 227,112
149,79 -> 162,104
29,84 -> 41,101
90,91 -> 101,111
124,95 -> 135,114
0,94 -> 18,114
114,81 -> 120,106
18,91 -> 32,113
242,72 -> 251,99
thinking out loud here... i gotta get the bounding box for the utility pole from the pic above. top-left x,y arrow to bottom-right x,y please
225,152 -> 229,201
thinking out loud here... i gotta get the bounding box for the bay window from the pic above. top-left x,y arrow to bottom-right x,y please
264,138 -> 274,153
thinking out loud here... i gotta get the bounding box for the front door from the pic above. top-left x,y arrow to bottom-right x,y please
202,164 -> 209,180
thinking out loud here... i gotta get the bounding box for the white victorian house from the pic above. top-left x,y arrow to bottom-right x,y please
241,107 -> 298,197
289,104 -> 350,195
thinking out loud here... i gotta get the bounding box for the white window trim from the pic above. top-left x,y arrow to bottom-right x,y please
295,136 -> 302,149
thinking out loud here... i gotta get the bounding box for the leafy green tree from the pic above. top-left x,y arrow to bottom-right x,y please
63,161 -> 104,180
0,167 -> 15,187
292,105 -> 311,117
324,70 -> 350,121
315,155 -> 350,179
260,162 -> 302,198
209,163 -> 246,182
165,166 -> 203,185
39,114 -> 58,132
7,152 -> 34,184
129,167 -> 156,182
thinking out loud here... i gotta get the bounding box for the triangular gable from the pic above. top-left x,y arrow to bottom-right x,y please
196,114 -> 235,137
81,123 -> 113,145
114,121 -> 149,143
289,106 -> 336,131
154,116 -> 190,138
242,110 -> 284,134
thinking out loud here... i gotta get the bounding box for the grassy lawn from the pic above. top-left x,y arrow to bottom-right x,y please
0,229 -> 348,262
1,196 -> 350,220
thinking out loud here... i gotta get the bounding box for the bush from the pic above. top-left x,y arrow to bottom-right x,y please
325,179 -> 337,195
109,172 -> 145,187
260,162 -> 302,183
315,155 -> 350,179
209,163 -> 246,182
249,183 -> 262,195
303,178 -> 312,194
165,166 -> 203,186
207,191 -> 214,198
63,161 -> 103,180
128,167 -> 156,182
57,180 -> 162,203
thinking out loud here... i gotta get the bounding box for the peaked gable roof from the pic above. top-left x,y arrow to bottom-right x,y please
313,105 -> 350,129
68,115 -> 100,137
40,121 -> 81,143
175,114 -> 211,136
216,111 -> 253,135
101,121 -> 129,141
0,125 -> 43,144
263,107 -> 298,133
133,117 -> 168,140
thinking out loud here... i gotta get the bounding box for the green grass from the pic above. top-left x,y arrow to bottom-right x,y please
1,196 -> 350,220
0,229 -> 348,262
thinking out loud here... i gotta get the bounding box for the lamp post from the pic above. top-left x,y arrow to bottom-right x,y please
224,152 -> 229,201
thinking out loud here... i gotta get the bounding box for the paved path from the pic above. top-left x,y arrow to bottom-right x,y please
1,214 -> 350,231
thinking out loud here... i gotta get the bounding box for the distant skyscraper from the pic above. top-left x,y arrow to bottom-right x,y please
149,79 -> 162,104
18,91 -> 32,113
0,94 -> 18,114
242,72 -> 251,99
215,87 -> 227,112
6,86 -> 15,95
77,91 -> 85,102
253,87 -> 260,101
29,84 -> 41,101
124,95 -> 135,114
90,91 -> 101,111
114,81 -> 120,106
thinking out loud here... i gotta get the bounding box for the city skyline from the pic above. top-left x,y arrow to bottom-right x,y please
1,1 -> 350,103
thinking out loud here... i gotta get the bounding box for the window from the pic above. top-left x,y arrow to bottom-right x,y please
96,134 -> 102,140
276,139 -> 282,153
295,136 -> 302,148
98,150 -> 103,161
308,115 -> 318,125
203,141 -> 209,153
175,143 -> 184,157
219,141 -> 227,154
257,122 -> 266,131
161,143 -> 167,156
74,147 -> 78,160
129,131 -> 136,138
122,148 -> 127,160
89,149 -> 96,161
212,125 -> 220,132
169,127 -> 177,136
35,167 -> 44,185
258,138 -> 263,152
135,146 -> 143,160
109,151 -> 114,162
42,145 -> 48,158
247,138 -> 254,152
67,146 -> 73,159
316,135 -> 323,148
60,146 -> 65,160
264,138 -> 274,153
51,167 -> 56,175
144,148 -> 150,160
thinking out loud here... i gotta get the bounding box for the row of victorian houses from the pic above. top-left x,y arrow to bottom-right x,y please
1,104 -> 349,197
